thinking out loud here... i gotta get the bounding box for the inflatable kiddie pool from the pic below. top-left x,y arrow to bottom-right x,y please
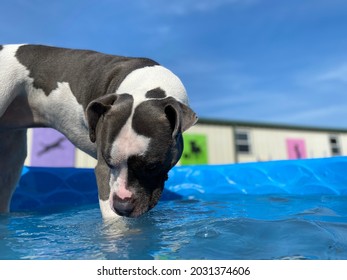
3,156 -> 347,260
11,156 -> 347,211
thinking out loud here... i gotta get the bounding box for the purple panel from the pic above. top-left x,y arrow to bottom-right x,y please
30,128 -> 75,167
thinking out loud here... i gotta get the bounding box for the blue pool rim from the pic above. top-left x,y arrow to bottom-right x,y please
11,156 -> 347,212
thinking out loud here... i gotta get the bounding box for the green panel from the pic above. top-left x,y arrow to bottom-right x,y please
180,134 -> 208,165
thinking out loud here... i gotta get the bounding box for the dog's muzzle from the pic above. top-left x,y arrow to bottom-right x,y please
112,194 -> 135,217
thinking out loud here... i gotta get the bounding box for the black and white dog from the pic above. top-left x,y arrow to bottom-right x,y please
0,44 -> 197,218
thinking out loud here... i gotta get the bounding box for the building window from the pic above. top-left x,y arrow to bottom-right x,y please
329,135 -> 341,156
235,130 -> 251,154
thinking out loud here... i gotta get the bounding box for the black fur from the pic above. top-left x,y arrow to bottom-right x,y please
145,87 -> 166,99
15,45 -> 158,109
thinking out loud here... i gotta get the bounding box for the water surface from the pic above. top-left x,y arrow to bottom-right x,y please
1,194 -> 347,260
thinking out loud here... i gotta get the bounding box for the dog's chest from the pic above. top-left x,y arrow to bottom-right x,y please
27,82 -> 96,157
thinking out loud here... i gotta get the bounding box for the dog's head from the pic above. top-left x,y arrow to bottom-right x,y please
86,66 -> 197,218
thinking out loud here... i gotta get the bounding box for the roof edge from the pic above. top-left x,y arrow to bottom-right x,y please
196,117 -> 347,133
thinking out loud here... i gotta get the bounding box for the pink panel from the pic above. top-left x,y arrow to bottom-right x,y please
286,139 -> 307,159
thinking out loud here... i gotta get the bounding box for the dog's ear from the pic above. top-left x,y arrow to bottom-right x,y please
164,98 -> 198,138
86,94 -> 118,142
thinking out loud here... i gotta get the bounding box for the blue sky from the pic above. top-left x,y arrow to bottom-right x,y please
2,0 -> 347,128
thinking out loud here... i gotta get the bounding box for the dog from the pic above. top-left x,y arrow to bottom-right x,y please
0,44 -> 197,218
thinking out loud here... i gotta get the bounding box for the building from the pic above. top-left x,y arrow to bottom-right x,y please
183,118 -> 347,164
24,118 -> 347,168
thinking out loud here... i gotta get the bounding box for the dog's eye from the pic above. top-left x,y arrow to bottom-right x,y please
146,163 -> 159,172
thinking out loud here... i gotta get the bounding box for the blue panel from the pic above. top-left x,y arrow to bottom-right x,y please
10,157 -> 347,211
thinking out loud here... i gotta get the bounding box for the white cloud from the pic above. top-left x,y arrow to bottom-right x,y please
171,52 -> 347,128
138,0 -> 257,16
279,104 -> 347,127
296,62 -> 347,88
314,64 -> 347,84
188,59 -> 347,127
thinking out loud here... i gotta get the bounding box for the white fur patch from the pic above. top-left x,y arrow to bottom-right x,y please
99,198 -> 122,219
116,65 -> 189,107
27,81 -> 96,157
0,44 -> 29,116
110,118 -> 150,165
109,166 -> 132,199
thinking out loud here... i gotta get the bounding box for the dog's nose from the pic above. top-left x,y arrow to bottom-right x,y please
113,195 -> 134,217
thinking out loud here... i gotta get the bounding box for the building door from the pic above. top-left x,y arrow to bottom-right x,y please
286,138 -> 307,159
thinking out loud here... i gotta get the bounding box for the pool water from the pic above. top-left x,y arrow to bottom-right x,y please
1,193 -> 347,260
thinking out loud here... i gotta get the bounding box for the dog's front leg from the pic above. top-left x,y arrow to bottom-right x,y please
94,157 -> 118,219
0,129 -> 27,212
